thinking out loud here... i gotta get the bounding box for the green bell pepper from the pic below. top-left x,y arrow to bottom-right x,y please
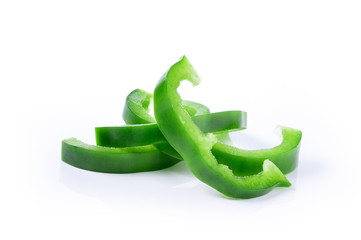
96,111 -> 247,148
212,126 -> 302,176
123,89 -> 210,125
62,138 -> 180,173
153,56 -> 299,198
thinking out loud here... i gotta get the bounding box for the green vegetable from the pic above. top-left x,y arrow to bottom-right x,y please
212,126 -> 302,176
123,89 -> 210,125
114,89 -> 246,158
153,56 -> 295,198
62,94 -> 246,173
61,56 -> 302,199
96,111 -> 246,148
62,91 -> 221,173
62,138 -> 179,173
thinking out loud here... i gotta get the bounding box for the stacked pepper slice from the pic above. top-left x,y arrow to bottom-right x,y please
62,56 -> 302,199
62,92 -> 247,173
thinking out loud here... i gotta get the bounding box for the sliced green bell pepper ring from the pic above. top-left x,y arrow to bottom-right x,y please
96,110 -> 247,148
123,89 -> 210,125
62,138 -> 180,173
153,56 -> 293,199
212,126 -> 302,176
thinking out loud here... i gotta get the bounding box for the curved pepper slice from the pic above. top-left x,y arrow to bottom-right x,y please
96,111 -> 246,148
153,56 -> 292,199
123,89 -> 210,124
122,89 -> 156,124
212,126 -> 302,176
62,138 -> 180,173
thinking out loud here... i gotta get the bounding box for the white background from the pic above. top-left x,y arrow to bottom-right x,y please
1,0 -> 360,239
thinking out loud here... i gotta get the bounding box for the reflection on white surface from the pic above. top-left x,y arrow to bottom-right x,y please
59,161 -> 196,201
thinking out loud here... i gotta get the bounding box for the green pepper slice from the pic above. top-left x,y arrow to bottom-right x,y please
123,89 -> 210,125
96,111 -> 246,148
62,138 -> 180,173
153,56 -> 295,198
213,126 -> 302,176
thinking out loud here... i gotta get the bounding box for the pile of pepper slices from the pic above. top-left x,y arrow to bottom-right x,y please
62,56 -> 302,199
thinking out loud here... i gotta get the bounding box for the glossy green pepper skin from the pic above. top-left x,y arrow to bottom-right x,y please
153,56 -> 294,198
213,127 -> 302,176
122,89 -> 157,124
123,89 -> 210,125
62,138 -> 180,173
95,123 -> 165,148
96,111 -> 247,148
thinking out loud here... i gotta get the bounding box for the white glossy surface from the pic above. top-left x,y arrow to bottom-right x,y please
1,1 -> 360,239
